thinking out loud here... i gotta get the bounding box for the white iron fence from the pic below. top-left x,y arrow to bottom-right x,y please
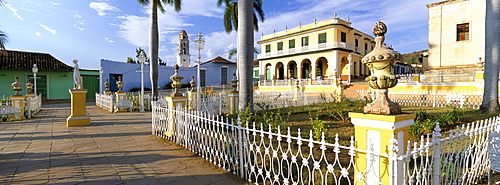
345,89 -> 484,109
253,91 -> 336,111
152,102 -> 383,184
398,117 -> 500,184
152,100 -> 500,184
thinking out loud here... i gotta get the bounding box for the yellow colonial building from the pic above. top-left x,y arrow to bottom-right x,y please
426,0 -> 485,70
257,17 -> 375,85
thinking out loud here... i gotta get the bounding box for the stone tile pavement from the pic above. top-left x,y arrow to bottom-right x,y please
0,103 -> 247,185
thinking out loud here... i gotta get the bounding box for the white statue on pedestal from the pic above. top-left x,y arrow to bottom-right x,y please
73,59 -> 82,89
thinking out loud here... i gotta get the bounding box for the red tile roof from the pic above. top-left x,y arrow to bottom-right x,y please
202,56 -> 235,64
0,50 -> 73,71
195,56 -> 236,66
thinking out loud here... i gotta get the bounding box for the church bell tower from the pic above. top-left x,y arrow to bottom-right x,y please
176,30 -> 191,67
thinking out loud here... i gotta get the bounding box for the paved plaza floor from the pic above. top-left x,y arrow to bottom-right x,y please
0,103 -> 246,185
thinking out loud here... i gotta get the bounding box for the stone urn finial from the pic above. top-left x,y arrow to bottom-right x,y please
104,79 -> 110,91
362,21 -> 401,114
11,76 -> 23,96
170,64 -> 184,97
231,73 -> 238,92
116,76 -> 124,92
26,79 -> 34,94
189,76 -> 196,91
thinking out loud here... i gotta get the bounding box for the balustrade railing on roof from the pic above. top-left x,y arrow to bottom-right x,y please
258,42 -> 354,59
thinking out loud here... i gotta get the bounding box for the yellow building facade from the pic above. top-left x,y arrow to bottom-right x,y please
427,0 -> 486,70
257,18 -> 375,82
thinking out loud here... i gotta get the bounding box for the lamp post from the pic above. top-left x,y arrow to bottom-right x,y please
137,50 -> 147,112
32,64 -> 38,95
193,32 -> 205,110
99,67 -> 103,93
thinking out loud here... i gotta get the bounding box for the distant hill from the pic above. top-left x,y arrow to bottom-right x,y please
401,50 -> 428,65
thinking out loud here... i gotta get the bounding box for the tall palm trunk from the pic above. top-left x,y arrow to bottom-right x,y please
480,0 -> 500,113
149,1 -> 159,99
237,0 -> 254,111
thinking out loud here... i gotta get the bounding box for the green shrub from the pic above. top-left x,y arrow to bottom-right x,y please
434,109 -> 462,127
410,119 -> 436,136
310,115 -> 325,141
237,105 -> 283,132
415,109 -> 428,122
409,108 -> 463,136
321,99 -> 365,123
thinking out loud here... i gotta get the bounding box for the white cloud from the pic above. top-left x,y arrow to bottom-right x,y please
116,14 -> 150,47
6,4 -> 24,21
35,32 -> 41,36
116,7 -> 187,47
116,1 -> 226,64
201,31 -> 237,60
73,14 -> 86,30
89,2 -> 120,16
177,0 -> 224,18
74,25 -> 85,31
38,23 -> 57,35
49,1 -> 62,6
104,37 -> 115,43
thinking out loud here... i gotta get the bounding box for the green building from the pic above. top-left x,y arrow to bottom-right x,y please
0,50 -> 99,102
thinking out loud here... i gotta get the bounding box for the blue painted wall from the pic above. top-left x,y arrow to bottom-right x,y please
100,59 -> 237,92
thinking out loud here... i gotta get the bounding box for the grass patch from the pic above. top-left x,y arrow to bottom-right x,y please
230,101 -> 498,146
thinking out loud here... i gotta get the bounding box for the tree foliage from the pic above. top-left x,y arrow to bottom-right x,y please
216,0 -> 265,33
0,1 -> 8,51
400,50 -> 427,65
136,0 -> 181,98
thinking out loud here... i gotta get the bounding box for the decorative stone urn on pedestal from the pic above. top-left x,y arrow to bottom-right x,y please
170,64 -> 184,97
230,73 -> 238,93
189,76 -> 196,92
116,76 -> 124,92
362,21 -> 401,114
11,76 -> 23,96
26,80 -> 34,94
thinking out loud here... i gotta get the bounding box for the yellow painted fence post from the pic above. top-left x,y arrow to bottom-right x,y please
164,96 -> 187,137
10,96 -> 25,120
349,112 -> 415,185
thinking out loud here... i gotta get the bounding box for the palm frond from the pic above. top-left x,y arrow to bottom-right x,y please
253,13 -> 259,31
219,0 -> 265,34
0,30 -> 8,50
136,0 -> 149,6
228,48 -> 237,59
253,0 -> 265,22
162,0 -> 181,12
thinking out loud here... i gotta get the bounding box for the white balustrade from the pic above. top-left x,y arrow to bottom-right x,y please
258,42 -> 354,59
95,93 -> 114,112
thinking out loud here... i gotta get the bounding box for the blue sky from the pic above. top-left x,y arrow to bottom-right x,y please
1,0 -> 435,70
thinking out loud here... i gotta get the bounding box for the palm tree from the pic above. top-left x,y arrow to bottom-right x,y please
217,0 -> 264,33
480,0 -> 500,113
237,0 -> 254,111
0,0 -> 7,52
0,30 -> 7,51
227,47 -> 258,59
137,0 -> 181,99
